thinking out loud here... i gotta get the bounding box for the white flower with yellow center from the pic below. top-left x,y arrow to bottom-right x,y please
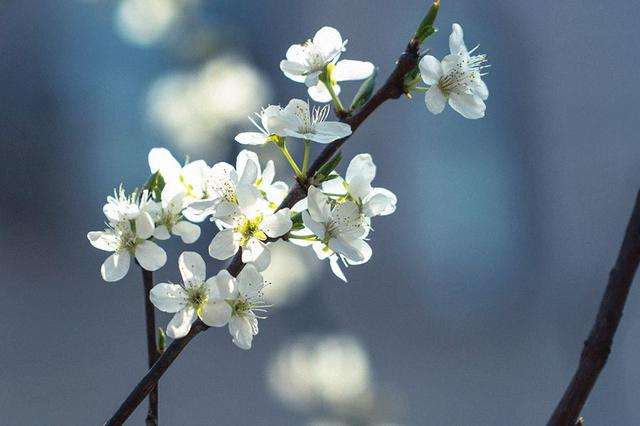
279,27 -> 374,103
419,23 -> 489,119
236,150 -> 289,209
144,185 -> 201,244
150,252 -> 230,338
276,99 -> 352,144
148,147 -> 209,202
208,184 -> 292,271
199,265 -> 268,350
88,188 -> 167,282
322,153 -> 397,219
234,104 -> 293,146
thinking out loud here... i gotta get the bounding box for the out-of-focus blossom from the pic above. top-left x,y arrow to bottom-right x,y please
147,56 -> 270,149
115,0 -> 182,46
267,335 -> 372,411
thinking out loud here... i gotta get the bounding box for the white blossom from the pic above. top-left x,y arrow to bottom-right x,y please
279,27 -> 373,103
419,23 -> 489,119
293,186 -> 370,281
200,265 -> 268,350
277,99 -> 352,144
148,147 -> 209,201
150,252 -> 228,338
236,150 -> 289,208
322,154 -> 397,219
144,185 -> 201,243
88,188 -> 167,282
208,183 -> 292,271
234,104 -> 293,146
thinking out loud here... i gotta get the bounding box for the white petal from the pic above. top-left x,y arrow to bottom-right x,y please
88,231 -> 118,251
329,255 -> 348,282
313,26 -> 344,61
449,23 -> 468,56
344,239 -> 372,265
236,183 -> 259,212
283,98 -> 310,123
302,211 -> 326,240
321,175 -> 347,196
308,81 -> 336,103
311,121 -> 352,143
101,252 -> 131,282
161,185 -> 186,212
261,160 -> 276,186
260,209 -> 292,238
178,251 -> 206,287
135,211 -> 155,240
345,154 -> 376,186
237,264 -> 264,299
200,300 -> 232,327
241,238 -> 269,266
166,308 -> 196,339
333,60 -> 374,81
312,241 -> 334,259
209,228 -> 239,260
235,132 -> 268,145
153,225 -> 171,240
280,59 -> 308,82
172,221 -> 201,244
441,54 -> 465,76
425,85 -> 447,114
332,201 -> 366,239
306,186 -> 331,222
419,55 -> 443,85
363,187 -> 397,217
148,147 -> 181,184
229,315 -> 255,350
328,237 -> 364,262
149,283 -> 187,313
449,93 -> 486,119
134,240 -> 167,271
471,77 -> 489,101
206,270 -> 237,300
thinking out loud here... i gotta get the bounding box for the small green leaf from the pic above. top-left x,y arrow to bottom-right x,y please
142,171 -> 165,201
314,152 -> 343,181
157,327 -> 166,353
349,69 -> 377,111
413,1 -> 440,45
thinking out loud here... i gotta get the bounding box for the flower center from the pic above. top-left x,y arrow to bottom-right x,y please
186,284 -> 208,310
438,53 -> 487,95
302,40 -> 326,71
234,215 -> 267,246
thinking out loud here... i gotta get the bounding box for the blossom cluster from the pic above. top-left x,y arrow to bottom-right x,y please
88,22 -> 488,350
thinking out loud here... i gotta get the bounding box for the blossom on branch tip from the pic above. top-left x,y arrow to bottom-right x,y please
279,26 -> 373,103
419,23 -> 489,119
88,188 -> 167,282
277,99 -> 352,144
200,264 -> 268,350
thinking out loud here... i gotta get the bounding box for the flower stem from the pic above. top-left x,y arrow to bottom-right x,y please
321,78 -> 345,114
278,142 -> 304,180
302,140 -> 311,175
140,267 -> 159,426
287,234 -> 317,241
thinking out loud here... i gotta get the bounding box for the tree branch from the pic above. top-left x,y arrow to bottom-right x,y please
140,268 -> 159,426
548,189 -> 640,425
104,19 -> 424,426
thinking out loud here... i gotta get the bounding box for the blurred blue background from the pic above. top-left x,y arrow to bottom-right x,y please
2,0 -> 640,424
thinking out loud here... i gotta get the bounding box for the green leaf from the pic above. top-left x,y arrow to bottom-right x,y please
142,171 -> 165,201
157,327 -> 166,353
349,69 -> 377,111
314,152 -> 343,182
413,1 -> 440,45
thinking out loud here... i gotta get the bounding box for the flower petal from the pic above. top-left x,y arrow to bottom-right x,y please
149,283 -> 187,313
333,60 -> 374,81
135,240 -> 167,271
209,228 -> 239,260
328,237 -> 364,262
148,147 -> 181,184
425,85 -> 447,114
172,221 -> 201,244
311,121 -> 352,143
313,26 -> 344,61
235,132 -> 267,145
178,251 -> 206,287
306,186 -> 331,223
135,211 -> 155,240
329,255 -> 348,282
449,92 -> 486,119
237,264 -> 264,298
101,252 -> 131,282
307,81 -> 337,103
449,23 -> 468,56
88,231 -> 118,252
200,300 -> 232,327
419,55 -> 443,85
229,315 -> 255,350
363,187 -> 397,217
302,211 -> 326,240
166,308 -> 196,339
206,270 -> 237,300
153,225 -> 171,240
260,209 -> 292,238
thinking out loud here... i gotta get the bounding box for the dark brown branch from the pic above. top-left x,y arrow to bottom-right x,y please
140,268 -> 159,426
104,21 -> 424,426
548,190 -> 640,425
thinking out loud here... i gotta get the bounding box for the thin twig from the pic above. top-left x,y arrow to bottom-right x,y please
104,21 -> 423,426
548,190 -> 640,425
140,268 -> 159,426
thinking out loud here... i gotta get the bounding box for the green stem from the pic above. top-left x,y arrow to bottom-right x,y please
302,140 -> 311,175
288,234 -> 318,241
321,78 -> 345,113
278,142 -> 304,180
